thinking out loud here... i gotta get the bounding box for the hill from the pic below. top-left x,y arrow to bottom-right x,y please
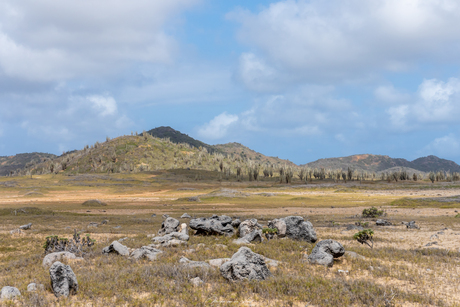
0,152 -> 57,176
303,154 -> 460,173
213,142 -> 296,167
142,126 -> 216,153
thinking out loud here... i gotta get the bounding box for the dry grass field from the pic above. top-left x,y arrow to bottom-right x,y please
1,170 -> 460,306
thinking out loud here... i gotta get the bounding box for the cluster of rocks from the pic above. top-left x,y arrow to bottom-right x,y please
189,215 -> 235,236
102,240 -> 163,261
376,219 -> 392,226
268,216 -> 317,243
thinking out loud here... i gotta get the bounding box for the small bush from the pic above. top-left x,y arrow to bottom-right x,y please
455,213 -> 460,218
355,221 -> 369,227
362,207 -> 384,218
354,229 -> 374,248
44,230 -> 95,255
262,228 -> 278,234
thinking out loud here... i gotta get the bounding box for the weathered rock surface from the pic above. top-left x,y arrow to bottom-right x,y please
307,239 -> 345,267
189,215 -> 235,236
376,219 -> 392,226
102,241 -> 129,256
231,219 -> 241,228
179,257 -> 211,268
27,283 -> 44,292
284,216 -> 317,242
130,245 -> 162,261
208,258 -> 231,268
268,218 -> 287,237
19,223 -> 32,230
233,230 -> 263,245
49,261 -> 78,298
1,286 -> 21,300
402,221 -> 419,229
190,277 -> 204,287
43,251 -> 83,268
344,251 -> 366,260
220,247 -> 272,281
238,219 -> 263,237
158,217 -> 180,235
181,213 -> 192,218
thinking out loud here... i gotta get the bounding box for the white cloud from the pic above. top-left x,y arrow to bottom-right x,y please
198,112 -> 239,140
87,95 -> 117,116
0,0 -> 199,82
230,0 -> 460,87
374,85 -> 411,104
422,134 -> 460,158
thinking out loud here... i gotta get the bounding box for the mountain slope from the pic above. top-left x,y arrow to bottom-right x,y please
143,126 -> 216,153
213,142 -> 296,167
0,152 -> 56,176
303,154 -> 460,173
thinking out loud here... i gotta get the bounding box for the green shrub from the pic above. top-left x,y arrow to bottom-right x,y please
362,207 -> 384,218
262,228 -> 278,234
455,214 -> 460,218
354,229 -> 374,248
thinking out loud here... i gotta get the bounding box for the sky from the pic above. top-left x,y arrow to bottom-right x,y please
1,0 -> 460,165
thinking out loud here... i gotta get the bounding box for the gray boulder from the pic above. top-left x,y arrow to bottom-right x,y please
220,247 -> 272,281
189,215 -> 235,236
307,239 -> 345,267
284,216 -> 317,242
130,246 -> 162,261
208,258 -> 231,268
102,241 -> 129,256
190,277 -> 204,287
268,218 -> 287,237
179,257 -> 211,268
19,223 -> 32,230
152,232 -> 189,244
43,251 -> 83,268
376,219 -> 392,226
49,261 -> 78,298
1,286 -> 20,300
158,217 -> 180,235
402,221 -> 419,229
231,219 -> 241,228
233,230 -> 263,245
181,213 -> 192,219
238,219 -> 262,237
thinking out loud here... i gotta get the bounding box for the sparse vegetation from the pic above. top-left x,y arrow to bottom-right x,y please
353,229 -> 374,248
362,207 -> 384,218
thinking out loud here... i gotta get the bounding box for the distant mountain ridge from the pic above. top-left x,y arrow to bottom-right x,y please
303,154 -> 460,173
0,152 -> 57,176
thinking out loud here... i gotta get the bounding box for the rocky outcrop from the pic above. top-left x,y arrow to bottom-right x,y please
284,216 -> 317,242
158,217 -> 180,235
402,221 -> 419,229
231,219 -> 241,228
189,215 -> 235,236
1,286 -> 21,300
102,241 -> 129,256
49,261 -> 78,298
43,251 -> 83,268
376,219 -> 392,226
233,230 -> 263,245
220,247 -> 272,281
238,219 -> 262,237
268,218 -> 287,237
179,257 -> 211,268
130,246 -> 163,261
307,239 -> 345,267
19,223 -> 32,230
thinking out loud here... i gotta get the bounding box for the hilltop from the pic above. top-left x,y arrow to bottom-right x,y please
303,154 -> 460,173
0,152 -> 57,176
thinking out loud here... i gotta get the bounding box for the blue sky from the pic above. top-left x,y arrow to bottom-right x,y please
1,0 -> 460,165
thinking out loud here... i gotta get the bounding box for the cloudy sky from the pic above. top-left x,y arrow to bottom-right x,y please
1,0 -> 460,164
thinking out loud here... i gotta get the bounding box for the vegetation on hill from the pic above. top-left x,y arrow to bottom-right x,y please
0,152 -> 56,176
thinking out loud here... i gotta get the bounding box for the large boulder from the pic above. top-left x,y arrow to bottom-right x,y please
307,239 -> 345,267
1,286 -> 21,300
102,241 -> 129,256
238,219 -> 262,238
268,218 -> 287,237
233,230 -> 263,245
130,246 -> 162,261
158,217 -> 180,235
220,247 -> 272,281
43,251 -> 83,268
189,215 -> 235,236
284,216 -> 317,242
49,261 -> 78,298
231,219 -> 241,228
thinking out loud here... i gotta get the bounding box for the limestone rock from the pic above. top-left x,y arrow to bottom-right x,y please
307,239 -> 345,267
190,277 -> 204,287
268,218 -> 287,237
376,219 -> 392,226
181,213 -> 192,219
207,258 -> 231,268
179,257 -> 211,268
220,247 -> 272,281
231,219 -> 241,228
189,215 -> 235,236
19,223 -> 32,230
283,216 -> 317,242
130,246 -> 162,261
1,286 -> 21,300
233,230 -> 263,245
158,217 -> 180,236
402,221 -> 419,229
238,219 -> 263,238
49,261 -> 78,298
102,241 -> 129,256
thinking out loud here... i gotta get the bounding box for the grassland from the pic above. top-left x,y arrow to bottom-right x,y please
1,171 -> 460,306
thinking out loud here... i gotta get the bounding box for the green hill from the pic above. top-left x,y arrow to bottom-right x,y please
0,152 -> 56,176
